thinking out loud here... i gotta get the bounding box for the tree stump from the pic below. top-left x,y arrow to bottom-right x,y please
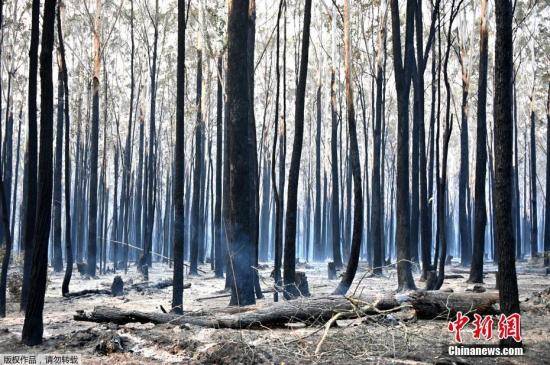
328,262 -> 337,280
77,262 -> 88,276
111,276 -> 124,297
295,271 -> 310,297
425,270 -> 438,290
141,265 -> 149,281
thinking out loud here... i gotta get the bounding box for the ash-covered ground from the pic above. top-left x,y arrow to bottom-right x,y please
1,260 -> 549,364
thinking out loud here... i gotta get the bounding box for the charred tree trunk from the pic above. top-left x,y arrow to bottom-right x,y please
21,0 -> 56,345
172,0 -> 186,314
226,0 -> 256,306
52,50 -> 64,273
214,56 -> 224,278
314,83 -> 322,262
457,40 -> 471,267
21,0 -> 40,312
469,0 -> 488,284
334,0 -> 363,296
545,83 -> 550,268
57,3 -> 73,297
371,11 -> 386,276
493,0 -> 521,347
283,0 -> 312,299
87,0 -> 102,278
271,0 -> 285,302
330,4 -> 342,269
190,50 -> 203,276
390,0 -> 416,291
529,105 -> 538,258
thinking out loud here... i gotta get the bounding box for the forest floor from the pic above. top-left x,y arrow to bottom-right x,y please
1,259 -> 549,364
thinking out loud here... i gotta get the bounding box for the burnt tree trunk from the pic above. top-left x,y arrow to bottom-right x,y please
172,0 -> 186,314
283,0 -> 312,299
21,0 -> 40,312
390,0 -> 416,291
87,0 -> 102,278
493,0 -> 521,347
21,0 -> 56,345
52,49 -> 64,273
57,3 -> 73,296
529,105 -> 538,258
469,0 -> 488,284
226,0 -> 256,306
334,0 -> 363,296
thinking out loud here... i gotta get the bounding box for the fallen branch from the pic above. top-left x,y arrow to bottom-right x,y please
74,290 -> 499,329
64,289 -> 112,298
65,280 -> 190,299
196,289 -> 275,302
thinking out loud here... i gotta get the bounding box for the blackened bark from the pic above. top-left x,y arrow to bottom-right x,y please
469,0 -> 488,284
493,0 -> 521,347
141,0 -> 159,270
545,83 -> 550,267
214,56 -> 224,278
271,0 -> 284,302
172,0 -> 186,314
390,0 -> 416,291
334,0 -> 363,296
190,50 -> 203,276
52,52 -> 64,273
371,12 -> 385,276
21,0 -> 56,345
458,42 -> 471,267
122,0 -> 135,272
314,84 -> 322,262
330,3 -> 342,268
227,0 -> 256,306
57,3 -> 73,297
529,106 -> 538,258
513,79 -> 522,259
87,0 -> 102,278
21,0 -> 40,312
283,0 -> 312,299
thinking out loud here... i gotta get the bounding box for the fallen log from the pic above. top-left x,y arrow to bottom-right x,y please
74,291 -> 499,329
65,280 -> 190,298
65,289 -> 112,298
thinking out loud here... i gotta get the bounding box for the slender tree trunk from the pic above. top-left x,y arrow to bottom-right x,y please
314,83 -> 322,262
21,0 -> 40,312
52,51 -> 64,273
371,10 -> 385,275
544,83 -> 550,268
214,56 -> 224,278
529,105 -> 538,258
469,0 -> 488,284
283,0 -> 312,299
334,0 -> 363,296
494,0 -> 521,347
10,109 -> 22,241
271,0 -> 285,302
87,0 -> 102,278
458,41 -> 471,267
172,0 -> 186,313
190,50 -> 203,276
513,77 -> 522,259
330,4 -> 342,268
57,2 -> 73,296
